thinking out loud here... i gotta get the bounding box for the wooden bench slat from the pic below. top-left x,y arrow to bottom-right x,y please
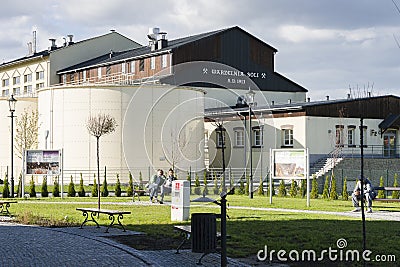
374,198 -> 400,202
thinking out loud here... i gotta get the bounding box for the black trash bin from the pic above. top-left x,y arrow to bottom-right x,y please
191,213 -> 217,253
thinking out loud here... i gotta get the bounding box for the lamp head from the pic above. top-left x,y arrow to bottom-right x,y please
8,94 -> 17,112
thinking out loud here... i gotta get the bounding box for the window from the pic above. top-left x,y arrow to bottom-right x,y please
62,74 -> 67,84
253,127 -> 263,147
36,83 -> 44,89
82,71 -> 87,82
2,78 -> 9,87
70,73 -> 75,82
161,54 -> 168,68
150,57 -> 155,70
283,129 -> 293,147
36,71 -> 44,80
13,87 -> 20,95
335,125 -> 344,146
121,63 -> 126,74
24,73 -> 32,83
139,59 -> 145,71
106,66 -> 111,76
13,76 -> 20,85
130,61 -> 135,73
2,89 -> 9,96
234,128 -> 244,147
24,85 -> 32,94
347,126 -> 356,147
97,67 -> 102,78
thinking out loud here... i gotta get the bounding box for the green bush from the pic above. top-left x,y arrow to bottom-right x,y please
213,172 -> 219,194
127,172 -> 133,197
203,171 -> 208,195
41,176 -> 49,197
258,176 -> 264,196
322,176 -> 329,199
78,174 -> 86,197
392,174 -> 399,199
310,175 -> 318,199
342,178 -> 349,201
29,177 -> 36,197
101,175 -> 109,197
67,176 -> 76,197
289,180 -> 298,198
193,173 -> 201,195
330,175 -> 338,200
266,180 -> 275,197
139,171 -> 144,189
245,175 -> 250,196
115,175 -> 122,197
377,176 -> 385,199
278,180 -> 287,197
92,175 -> 98,197
300,179 -> 307,198
16,174 -> 22,198
2,175 -> 10,198
53,177 -> 60,197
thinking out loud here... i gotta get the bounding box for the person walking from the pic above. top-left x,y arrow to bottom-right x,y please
149,169 -> 165,203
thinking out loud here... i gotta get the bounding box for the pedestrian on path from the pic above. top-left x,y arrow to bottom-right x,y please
351,176 -> 376,213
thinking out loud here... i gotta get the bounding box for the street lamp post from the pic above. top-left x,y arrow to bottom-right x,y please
8,94 -> 17,198
246,88 -> 255,199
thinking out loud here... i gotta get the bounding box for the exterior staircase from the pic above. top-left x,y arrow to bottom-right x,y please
310,148 -> 344,178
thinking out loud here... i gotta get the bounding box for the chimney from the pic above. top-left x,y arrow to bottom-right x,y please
33,31 -> 37,53
27,42 -> 33,55
157,32 -> 168,49
49,38 -> 57,50
271,101 -> 274,106
326,96 -> 329,101
368,92 -> 371,97
109,49 -> 114,59
288,99 -> 292,104
307,97 -> 310,102
67,34 -> 74,45
347,93 -> 351,99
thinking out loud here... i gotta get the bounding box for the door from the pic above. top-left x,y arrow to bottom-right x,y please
383,132 -> 396,157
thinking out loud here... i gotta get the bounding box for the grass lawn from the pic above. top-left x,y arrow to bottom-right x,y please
6,194 -> 400,265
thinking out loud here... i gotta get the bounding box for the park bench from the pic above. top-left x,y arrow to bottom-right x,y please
374,187 -> 400,203
0,201 -> 17,216
76,208 -> 131,233
132,181 -> 149,201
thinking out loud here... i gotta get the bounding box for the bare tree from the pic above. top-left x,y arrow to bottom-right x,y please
87,113 -> 117,209
164,127 -> 190,171
15,109 -> 39,159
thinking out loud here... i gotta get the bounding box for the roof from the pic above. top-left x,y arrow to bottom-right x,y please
378,114 -> 400,133
57,26 -> 278,74
0,50 -> 50,69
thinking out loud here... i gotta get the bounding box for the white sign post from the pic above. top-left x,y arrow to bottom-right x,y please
270,148 -> 310,206
171,180 -> 190,221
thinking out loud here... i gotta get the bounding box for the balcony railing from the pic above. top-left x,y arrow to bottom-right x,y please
338,144 -> 400,158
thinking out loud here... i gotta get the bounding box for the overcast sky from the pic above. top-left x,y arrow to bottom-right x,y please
1,0 -> 400,100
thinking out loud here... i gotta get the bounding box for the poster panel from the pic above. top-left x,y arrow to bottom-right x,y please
272,149 -> 306,179
26,150 -> 61,175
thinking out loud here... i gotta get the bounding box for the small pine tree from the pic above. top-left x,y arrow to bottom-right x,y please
342,178 -> 349,201
289,180 -> 298,198
92,175 -> 98,197
245,175 -> 250,196
2,175 -> 10,198
139,171 -> 144,189
115,175 -> 121,197
278,180 -> 287,197
266,179 -> 275,197
68,176 -> 76,197
126,172 -> 133,197
377,176 -> 385,199
101,174 -> 109,197
78,173 -> 86,197
29,177 -> 36,197
203,171 -> 208,195
229,170 -> 234,191
300,179 -> 307,198
53,177 -> 60,197
238,177 -> 245,195
187,172 -> 191,182
194,173 -> 201,195
213,172 -> 219,195
322,176 -> 329,199
16,173 -> 22,198
41,176 -> 49,197
310,175 -> 318,199
392,173 -> 399,199
257,176 -> 264,196
330,175 -> 338,200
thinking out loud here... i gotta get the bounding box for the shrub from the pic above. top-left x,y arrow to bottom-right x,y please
236,177 -> 245,195
78,173 -> 86,197
203,171 -> 208,195
278,180 -> 287,197
392,173 -> 399,199
139,171 -> 144,189
322,176 -> 329,199
53,177 -> 60,197
245,175 -> 250,196
127,172 -> 133,197
92,175 -> 98,197
289,180 -> 298,198
266,180 -> 275,197
16,173 -> 22,198
29,177 -> 36,197
193,173 -> 201,195
258,176 -> 264,196
330,175 -> 338,200
2,175 -> 10,198
67,176 -> 76,197
101,174 -> 109,197
377,176 -> 385,199
213,172 -> 219,195
342,178 -> 349,201
41,176 -> 49,197
310,175 -> 318,199
300,179 -> 307,198
115,174 -> 121,197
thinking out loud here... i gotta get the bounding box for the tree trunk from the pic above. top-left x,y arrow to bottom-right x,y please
97,137 -> 100,210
